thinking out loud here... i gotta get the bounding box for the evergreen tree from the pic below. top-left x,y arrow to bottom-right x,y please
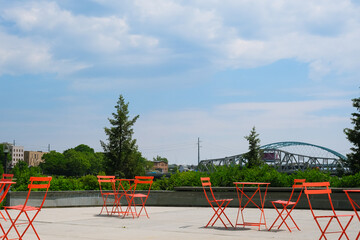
244,126 -> 263,168
100,95 -> 145,177
344,96 -> 360,174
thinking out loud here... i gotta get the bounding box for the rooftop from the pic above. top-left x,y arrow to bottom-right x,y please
1,206 -> 358,239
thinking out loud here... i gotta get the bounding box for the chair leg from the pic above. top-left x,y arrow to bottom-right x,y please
136,197 -> 149,218
313,216 -> 353,240
4,209 -> 23,240
123,196 -> 137,219
0,211 -> 7,221
100,195 -> 109,215
278,207 -> 299,231
20,211 -> 41,240
336,215 -> 353,240
269,203 -> 300,232
206,201 -> 233,229
111,194 -> 124,216
269,203 -> 286,231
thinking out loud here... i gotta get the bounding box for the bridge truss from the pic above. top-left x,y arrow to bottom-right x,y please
198,141 -> 347,174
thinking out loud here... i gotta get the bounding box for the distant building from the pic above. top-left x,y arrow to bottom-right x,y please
24,151 -> 47,167
152,161 -> 168,173
178,165 -> 190,172
168,164 -> 178,173
9,144 -> 24,167
178,165 -> 197,172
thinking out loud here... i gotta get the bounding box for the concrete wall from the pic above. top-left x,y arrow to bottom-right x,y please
6,187 -> 360,210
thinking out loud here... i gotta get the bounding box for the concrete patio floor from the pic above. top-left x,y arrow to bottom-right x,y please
0,206 -> 359,239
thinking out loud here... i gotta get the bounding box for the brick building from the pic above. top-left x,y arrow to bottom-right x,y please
152,161 -> 168,173
24,151 -> 47,167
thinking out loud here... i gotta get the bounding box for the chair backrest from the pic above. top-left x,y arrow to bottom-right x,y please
23,176 -> 52,210
200,177 -> 217,203
0,174 -> 15,203
287,179 -> 306,204
97,175 -> 116,193
133,176 -> 154,196
303,182 -> 335,216
1,173 -> 14,181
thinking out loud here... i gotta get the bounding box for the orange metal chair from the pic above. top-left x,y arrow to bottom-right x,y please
269,179 -> 305,232
3,176 -> 52,240
344,190 -> 360,240
124,176 -> 153,218
0,174 -> 14,221
1,174 -> 14,181
304,182 -> 354,240
97,175 -> 118,215
200,177 -> 233,229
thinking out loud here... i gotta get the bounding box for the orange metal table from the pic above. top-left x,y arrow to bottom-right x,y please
113,179 -> 135,217
233,182 -> 270,230
344,189 -> 360,240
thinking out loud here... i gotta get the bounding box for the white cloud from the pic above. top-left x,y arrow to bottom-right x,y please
2,0 -> 360,81
128,0 -> 360,80
0,1 -> 167,77
0,31 -> 87,75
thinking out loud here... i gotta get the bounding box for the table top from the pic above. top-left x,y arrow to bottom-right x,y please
233,182 -> 270,185
344,189 -> 360,193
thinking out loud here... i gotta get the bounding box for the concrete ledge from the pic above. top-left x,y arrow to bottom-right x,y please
6,187 -> 360,210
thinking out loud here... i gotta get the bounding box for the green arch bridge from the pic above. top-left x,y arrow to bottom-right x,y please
198,141 -> 347,174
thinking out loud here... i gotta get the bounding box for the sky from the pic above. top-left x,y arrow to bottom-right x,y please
0,0 -> 359,165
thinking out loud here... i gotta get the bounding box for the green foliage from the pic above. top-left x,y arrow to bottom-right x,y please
49,176 -> 83,191
344,96 -> 360,174
0,143 -> 11,173
243,126 -> 264,168
40,145 -> 104,177
74,144 -> 95,153
79,175 -> 99,190
152,171 -> 205,190
40,151 -> 67,175
331,172 -> 360,187
100,94 -> 145,178
63,149 -> 91,176
153,155 -> 168,164
291,168 -> 331,183
11,161 -> 42,191
9,163 -> 360,192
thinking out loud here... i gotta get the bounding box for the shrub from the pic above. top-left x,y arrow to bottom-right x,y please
79,175 -> 99,190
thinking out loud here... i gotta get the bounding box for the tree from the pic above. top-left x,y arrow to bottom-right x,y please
0,143 -> 11,174
153,155 -> 168,164
40,144 -> 104,176
68,144 -> 104,175
74,144 -> 95,153
344,96 -> 360,174
100,95 -> 145,178
63,149 -> 91,176
40,151 -> 67,175
244,126 -> 263,168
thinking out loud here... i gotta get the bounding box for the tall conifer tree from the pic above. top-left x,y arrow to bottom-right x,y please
101,95 -> 145,177
244,126 -> 263,168
344,96 -> 360,174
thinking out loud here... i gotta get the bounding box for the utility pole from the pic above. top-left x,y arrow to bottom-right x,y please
48,144 -> 50,152
197,137 -> 201,165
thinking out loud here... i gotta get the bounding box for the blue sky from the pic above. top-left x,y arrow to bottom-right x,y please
0,0 -> 359,165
